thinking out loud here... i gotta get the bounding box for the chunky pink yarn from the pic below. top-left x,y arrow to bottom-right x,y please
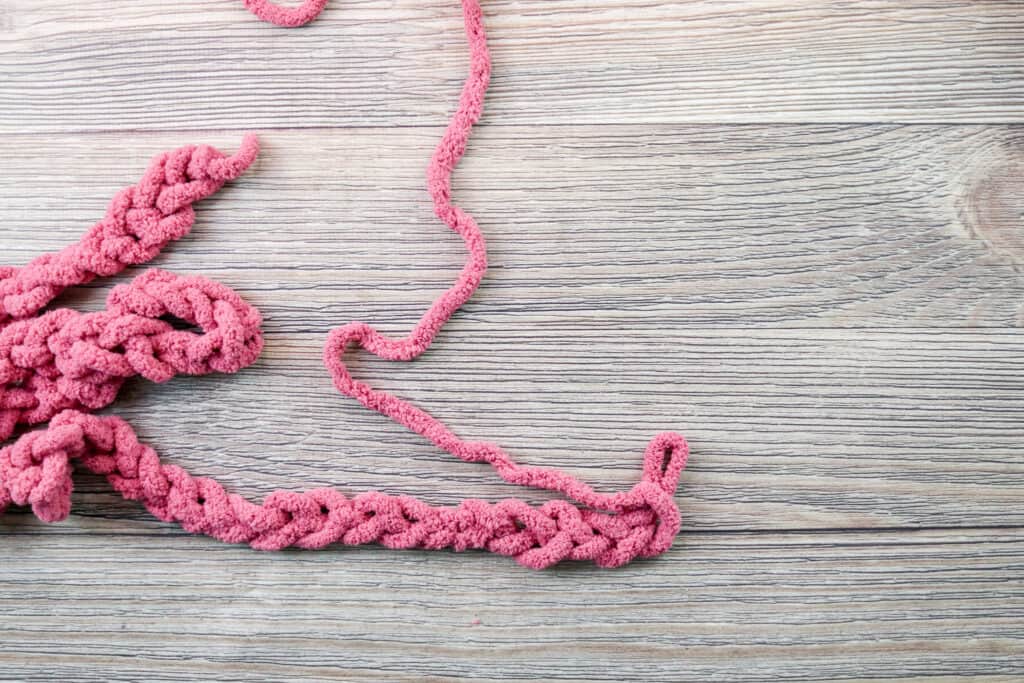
0,0 -> 689,569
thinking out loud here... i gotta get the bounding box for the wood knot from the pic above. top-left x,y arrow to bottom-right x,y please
959,142 -> 1024,266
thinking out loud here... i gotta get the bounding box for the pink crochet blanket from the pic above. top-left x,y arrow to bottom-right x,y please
0,0 -> 688,569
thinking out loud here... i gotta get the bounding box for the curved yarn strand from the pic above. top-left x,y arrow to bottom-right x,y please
322,0 -> 689,522
0,0 -> 690,570
242,0 -> 329,27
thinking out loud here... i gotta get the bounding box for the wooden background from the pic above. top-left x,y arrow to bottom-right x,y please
2,0 -> 1023,680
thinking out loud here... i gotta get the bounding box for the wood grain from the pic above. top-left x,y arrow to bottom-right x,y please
1,0 -> 1022,680
0,0 -> 1022,132
1,528 -> 1021,682
2,125 -> 1023,328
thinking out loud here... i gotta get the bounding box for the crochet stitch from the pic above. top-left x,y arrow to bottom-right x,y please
0,0 -> 689,569
0,269 -> 262,441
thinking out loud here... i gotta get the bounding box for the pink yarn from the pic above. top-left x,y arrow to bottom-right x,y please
0,269 -> 262,441
0,135 -> 258,325
0,0 -> 689,569
241,0 -> 329,27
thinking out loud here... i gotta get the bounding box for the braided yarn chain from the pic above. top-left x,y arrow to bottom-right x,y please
0,136 -> 258,326
0,136 -> 264,442
0,0 -> 689,569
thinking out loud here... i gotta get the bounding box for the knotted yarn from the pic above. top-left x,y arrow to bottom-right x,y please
0,269 -> 263,440
0,0 -> 689,569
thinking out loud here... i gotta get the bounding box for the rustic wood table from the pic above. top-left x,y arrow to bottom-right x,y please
2,1 -> 1022,680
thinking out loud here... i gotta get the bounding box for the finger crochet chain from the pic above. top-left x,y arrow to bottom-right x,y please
0,0 -> 689,569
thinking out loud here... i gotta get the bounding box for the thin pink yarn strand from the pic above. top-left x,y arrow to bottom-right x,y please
320,0 -> 688,517
241,0 -> 329,27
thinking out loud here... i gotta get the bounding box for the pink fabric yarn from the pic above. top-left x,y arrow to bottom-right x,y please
242,0 -> 329,27
0,0 -> 689,569
0,269 -> 262,441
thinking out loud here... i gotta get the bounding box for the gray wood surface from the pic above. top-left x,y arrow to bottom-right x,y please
1,1 -> 1022,681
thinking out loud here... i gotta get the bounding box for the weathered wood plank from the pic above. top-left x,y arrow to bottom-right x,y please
1,528 -> 1021,681
13,325 -> 1014,532
0,0 -> 1021,133
2,126 -> 1022,328
2,2 -> 1022,676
